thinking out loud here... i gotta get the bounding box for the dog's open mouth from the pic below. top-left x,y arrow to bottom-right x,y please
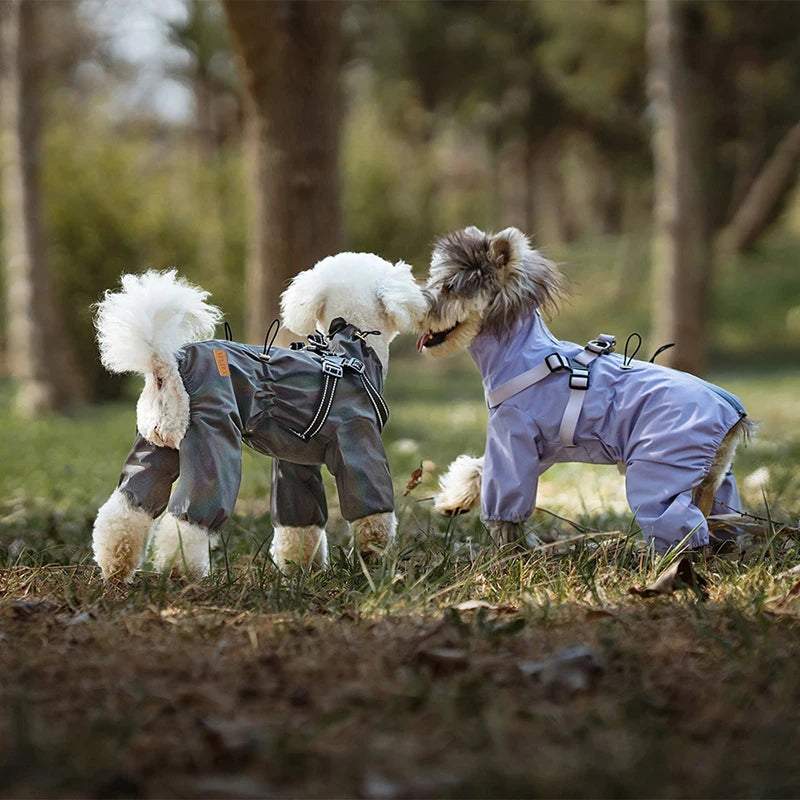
417,323 -> 460,352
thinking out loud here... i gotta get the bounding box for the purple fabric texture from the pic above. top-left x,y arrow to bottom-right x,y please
468,312 -> 747,551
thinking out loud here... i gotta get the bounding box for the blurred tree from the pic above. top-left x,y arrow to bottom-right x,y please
350,1 -> 649,245
0,0 -> 86,414
165,0 -> 242,155
164,0 -> 244,330
222,0 -> 342,342
647,0 -> 800,374
647,0 -> 711,375
685,1 -> 800,248
722,120 -> 800,253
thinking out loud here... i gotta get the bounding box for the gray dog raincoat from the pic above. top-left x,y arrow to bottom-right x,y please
114,319 -> 395,534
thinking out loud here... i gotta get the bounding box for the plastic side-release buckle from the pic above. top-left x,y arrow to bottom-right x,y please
322,357 -> 344,378
569,367 -> 590,390
306,331 -> 330,353
289,341 -> 305,351
585,334 -> 616,355
343,357 -> 365,374
546,352 -> 570,373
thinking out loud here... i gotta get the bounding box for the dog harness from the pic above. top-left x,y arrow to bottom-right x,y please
486,333 -> 617,447
290,324 -> 388,441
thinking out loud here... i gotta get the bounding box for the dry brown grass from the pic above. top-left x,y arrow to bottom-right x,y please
2,549 -> 800,799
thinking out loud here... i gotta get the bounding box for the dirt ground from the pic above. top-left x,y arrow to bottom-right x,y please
2,568 -> 800,799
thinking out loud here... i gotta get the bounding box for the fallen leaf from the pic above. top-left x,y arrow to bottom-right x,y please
584,607 -> 617,620
629,556 -> 709,600
452,599 -> 518,614
11,599 -> 58,618
776,564 -> 800,580
403,462 -> 424,496
765,578 -> 800,610
519,644 -> 604,694
417,646 -> 469,670
59,611 -> 93,626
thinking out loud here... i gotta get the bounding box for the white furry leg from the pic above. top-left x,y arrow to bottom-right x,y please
434,455 -> 484,516
270,525 -> 328,571
351,511 -> 396,558
150,512 -> 216,578
93,490 -> 154,582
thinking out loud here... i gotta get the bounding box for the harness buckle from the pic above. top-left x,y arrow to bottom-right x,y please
546,352 -> 570,373
306,331 -> 331,354
585,334 -> 616,356
343,357 -> 365,374
321,357 -> 344,378
569,368 -> 590,390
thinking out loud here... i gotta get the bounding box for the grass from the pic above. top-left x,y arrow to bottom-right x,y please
1,358 -> 799,798
2,228 -> 800,796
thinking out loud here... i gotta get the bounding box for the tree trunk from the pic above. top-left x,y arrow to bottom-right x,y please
221,0 -> 342,343
0,0 -> 85,414
646,0 -> 711,376
529,133 -> 569,245
722,120 -> 800,253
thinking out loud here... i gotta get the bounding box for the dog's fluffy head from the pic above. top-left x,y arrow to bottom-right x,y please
417,226 -> 565,357
281,252 -> 427,342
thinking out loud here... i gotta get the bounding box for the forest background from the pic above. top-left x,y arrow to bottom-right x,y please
2,0 -> 800,407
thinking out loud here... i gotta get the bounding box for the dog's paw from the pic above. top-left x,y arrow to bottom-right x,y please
434,455 -> 483,516
271,525 -> 328,571
150,513 -> 215,578
487,520 -> 530,550
351,512 -> 396,559
93,490 -> 153,582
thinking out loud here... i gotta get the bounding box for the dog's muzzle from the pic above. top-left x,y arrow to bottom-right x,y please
417,322 -> 459,352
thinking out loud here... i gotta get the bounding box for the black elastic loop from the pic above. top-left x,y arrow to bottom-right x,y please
357,329 -> 382,338
649,342 -> 675,363
261,318 -> 281,359
623,332 -> 641,368
224,321 -> 233,342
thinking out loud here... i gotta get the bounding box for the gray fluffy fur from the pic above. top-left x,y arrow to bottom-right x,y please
425,226 -> 566,338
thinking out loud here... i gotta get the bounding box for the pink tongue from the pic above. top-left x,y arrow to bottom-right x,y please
416,332 -> 432,353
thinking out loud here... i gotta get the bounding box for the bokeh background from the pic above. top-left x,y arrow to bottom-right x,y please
3,5 -> 800,798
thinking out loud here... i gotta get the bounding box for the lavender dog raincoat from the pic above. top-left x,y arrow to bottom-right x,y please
469,311 -> 748,551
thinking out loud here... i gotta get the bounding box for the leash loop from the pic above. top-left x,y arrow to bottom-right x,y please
622,332 -> 641,369
260,318 -> 281,361
649,342 -> 675,363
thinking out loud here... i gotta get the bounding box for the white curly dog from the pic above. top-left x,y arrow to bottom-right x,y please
92,253 -> 426,581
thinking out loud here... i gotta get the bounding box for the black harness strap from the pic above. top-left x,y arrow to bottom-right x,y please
342,356 -> 389,428
293,348 -> 389,442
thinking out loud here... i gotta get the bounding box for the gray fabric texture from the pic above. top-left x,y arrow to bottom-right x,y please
116,322 -> 394,532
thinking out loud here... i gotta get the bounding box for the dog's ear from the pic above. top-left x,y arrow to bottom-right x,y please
489,227 -> 526,271
481,228 -> 566,335
280,267 -> 325,334
376,261 -> 427,333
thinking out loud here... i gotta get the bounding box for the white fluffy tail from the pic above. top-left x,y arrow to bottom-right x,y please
95,270 -> 222,375
434,455 -> 484,516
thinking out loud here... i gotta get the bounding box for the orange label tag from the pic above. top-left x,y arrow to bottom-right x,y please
213,349 -> 230,377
